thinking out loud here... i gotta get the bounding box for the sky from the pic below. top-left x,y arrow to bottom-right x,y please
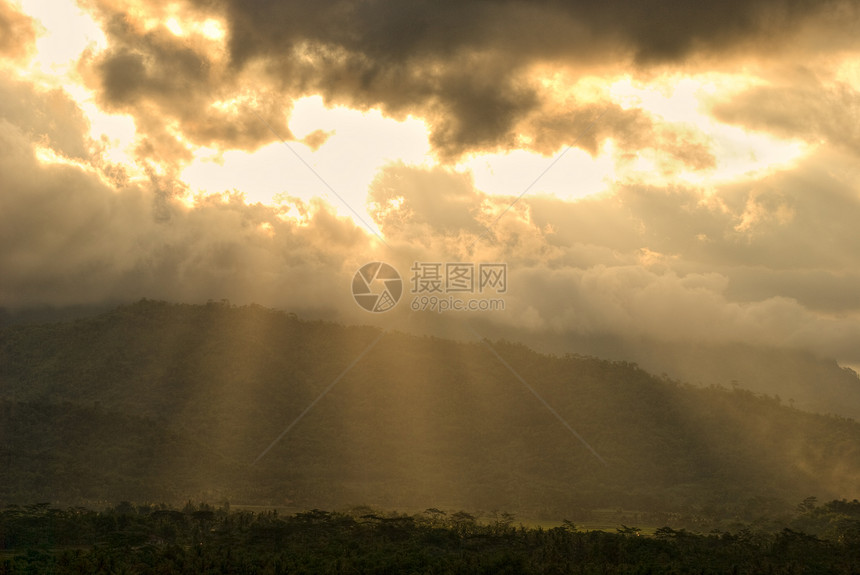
2,0 -> 860,367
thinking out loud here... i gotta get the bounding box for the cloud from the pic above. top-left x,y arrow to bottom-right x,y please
77,3 -> 292,172
73,0 -> 860,166
301,129 -> 332,151
214,0 -> 858,154
4,0 -> 860,371
489,262 -> 860,365
4,85 -> 860,364
711,73 -> 860,156
219,0 -> 856,67
0,76 -> 92,160
0,78 -> 370,311
357,151 -> 860,363
369,163 -> 485,239
0,146 -> 369,312
0,1 -> 36,61
724,268 -> 860,313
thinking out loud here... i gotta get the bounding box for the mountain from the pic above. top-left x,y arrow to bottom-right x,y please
472,326 -> 860,422
553,336 -> 860,421
2,299 -> 860,518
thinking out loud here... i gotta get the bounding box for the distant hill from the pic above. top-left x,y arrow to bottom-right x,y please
475,327 -> 860,422
2,300 -> 860,517
552,336 -> 860,421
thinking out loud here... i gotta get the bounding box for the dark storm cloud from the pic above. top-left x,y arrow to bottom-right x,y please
78,3 -> 292,171
220,0 -> 851,67
212,0 -> 855,154
520,101 -> 715,170
78,0 -> 858,163
0,1 -> 35,61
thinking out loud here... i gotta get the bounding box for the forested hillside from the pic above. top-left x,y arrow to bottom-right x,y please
2,300 -> 860,517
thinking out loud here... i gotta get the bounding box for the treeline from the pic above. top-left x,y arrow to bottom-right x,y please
2,502 -> 860,574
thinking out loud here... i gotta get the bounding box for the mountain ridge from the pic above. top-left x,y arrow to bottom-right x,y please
2,299 -> 859,517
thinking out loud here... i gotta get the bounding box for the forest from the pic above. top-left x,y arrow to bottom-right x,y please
3,500 -> 860,574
